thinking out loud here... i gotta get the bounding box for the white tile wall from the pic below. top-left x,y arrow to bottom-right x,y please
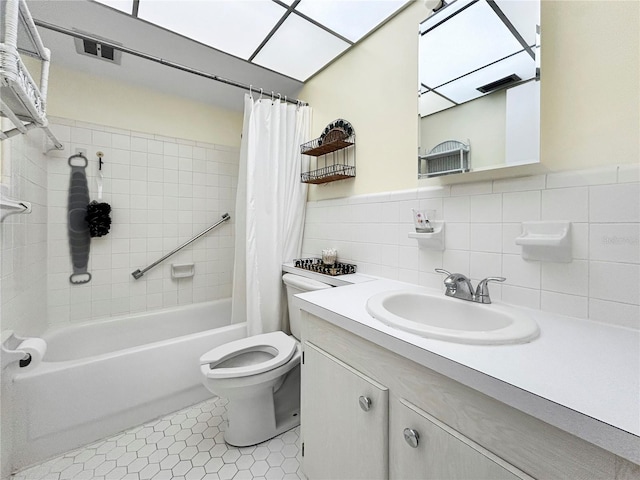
1,127 -> 50,480
469,194 -> 502,223
590,183 -> 640,223
302,165 -> 640,329
589,223 -> 640,264
1,129 -> 49,336
541,187 -> 589,222
45,118 -> 239,327
502,190 -> 541,222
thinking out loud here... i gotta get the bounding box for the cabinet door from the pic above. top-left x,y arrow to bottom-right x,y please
301,342 -> 389,480
390,397 -> 532,480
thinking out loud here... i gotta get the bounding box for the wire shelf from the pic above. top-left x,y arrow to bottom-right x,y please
300,119 -> 356,185
418,140 -> 470,178
301,136 -> 354,157
301,164 -> 356,184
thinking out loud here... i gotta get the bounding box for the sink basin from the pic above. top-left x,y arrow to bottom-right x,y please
366,290 -> 539,345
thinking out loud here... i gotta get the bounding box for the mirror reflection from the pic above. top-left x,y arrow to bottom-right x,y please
418,0 -> 540,177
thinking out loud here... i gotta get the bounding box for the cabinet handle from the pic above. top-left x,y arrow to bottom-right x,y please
403,428 -> 420,448
358,396 -> 372,412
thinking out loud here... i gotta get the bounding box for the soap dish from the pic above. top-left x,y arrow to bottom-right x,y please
171,263 -> 195,279
515,221 -> 571,262
408,223 -> 444,250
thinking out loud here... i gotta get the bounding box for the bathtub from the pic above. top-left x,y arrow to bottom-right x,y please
10,299 -> 245,471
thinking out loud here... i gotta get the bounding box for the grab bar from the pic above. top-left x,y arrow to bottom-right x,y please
1,196 -> 32,221
131,213 -> 230,280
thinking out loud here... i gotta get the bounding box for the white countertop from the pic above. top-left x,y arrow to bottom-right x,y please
294,278 -> 640,464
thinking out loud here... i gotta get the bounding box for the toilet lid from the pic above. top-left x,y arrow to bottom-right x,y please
200,331 -> 297,379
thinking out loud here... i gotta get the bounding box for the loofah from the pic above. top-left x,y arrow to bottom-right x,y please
86,200 -> 112,237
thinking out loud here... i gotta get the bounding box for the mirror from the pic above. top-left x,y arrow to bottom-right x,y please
418,0 -> 540,178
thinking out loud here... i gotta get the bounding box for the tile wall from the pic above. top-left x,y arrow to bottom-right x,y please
0,127 -> 49,336
45,118 -> 239,327
0,126 -> 49,480
302,165 -> 640,329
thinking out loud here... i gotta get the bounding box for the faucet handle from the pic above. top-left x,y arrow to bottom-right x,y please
435,269 -> 475,300
435,269 -> 455,292
475,277 -> 506,304
434,268 -> 451,276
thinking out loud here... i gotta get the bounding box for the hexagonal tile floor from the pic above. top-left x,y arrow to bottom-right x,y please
12,397 -> 304,480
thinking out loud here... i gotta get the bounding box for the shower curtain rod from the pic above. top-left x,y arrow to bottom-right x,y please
33,20 -> 306,106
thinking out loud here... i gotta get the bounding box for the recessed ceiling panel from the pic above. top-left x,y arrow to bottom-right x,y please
419,0 -> 523,88
435,50 -> 535,104
93,0 -> 134,14
253,14 -> 350,81
494,0 -> 540,46
420,0 -> 475,34
295,0 -> 409,42
137,0 -> 287,60
419,91 -> 456,117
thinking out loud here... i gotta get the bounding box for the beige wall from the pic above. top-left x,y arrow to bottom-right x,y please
420,91 -> 506,170
31,61 -> 243,147
300,2 -> 425,201
301,0 -> 640,201
540,0 -> 639,172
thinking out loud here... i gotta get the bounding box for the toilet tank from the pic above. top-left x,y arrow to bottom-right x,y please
282,273 -> 332,340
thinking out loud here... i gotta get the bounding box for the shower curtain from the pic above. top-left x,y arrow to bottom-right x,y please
231,94 -> 311,336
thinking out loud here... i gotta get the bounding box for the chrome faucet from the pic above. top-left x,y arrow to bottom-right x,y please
435,269 -> 505,304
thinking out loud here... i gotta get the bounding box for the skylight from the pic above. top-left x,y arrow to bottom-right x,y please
93,0 -> 133,14
93,0 -> 411,81
136,1 -> 287,60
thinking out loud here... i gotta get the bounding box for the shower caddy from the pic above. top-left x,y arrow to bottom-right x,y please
300,119 -> 355,184
0,0 -> 62,149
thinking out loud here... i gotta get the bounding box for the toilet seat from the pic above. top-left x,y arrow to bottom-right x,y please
200,331 -> 297,379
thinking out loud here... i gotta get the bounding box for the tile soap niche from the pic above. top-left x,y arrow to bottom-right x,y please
515,221 -> 572,262
171,263 -> 195,279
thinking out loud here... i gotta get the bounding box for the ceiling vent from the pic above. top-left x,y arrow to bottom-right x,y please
73,30 -> 122,65
477,74 -> 521,94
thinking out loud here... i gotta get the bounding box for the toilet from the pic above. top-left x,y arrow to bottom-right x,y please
200,273 -> 332,446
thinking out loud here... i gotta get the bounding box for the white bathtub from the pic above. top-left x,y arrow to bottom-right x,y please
10,299 -> 245,470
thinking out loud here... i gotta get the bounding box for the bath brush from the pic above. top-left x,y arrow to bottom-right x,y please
68,153 -> 92,284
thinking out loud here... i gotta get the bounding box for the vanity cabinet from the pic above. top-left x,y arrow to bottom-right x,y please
301,343 -> 388,480
300,311 -> 637,480
390,397 -> 527,480
301,338 -> 528,480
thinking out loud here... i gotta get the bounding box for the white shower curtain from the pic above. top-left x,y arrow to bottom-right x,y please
231,94 -> 311,336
